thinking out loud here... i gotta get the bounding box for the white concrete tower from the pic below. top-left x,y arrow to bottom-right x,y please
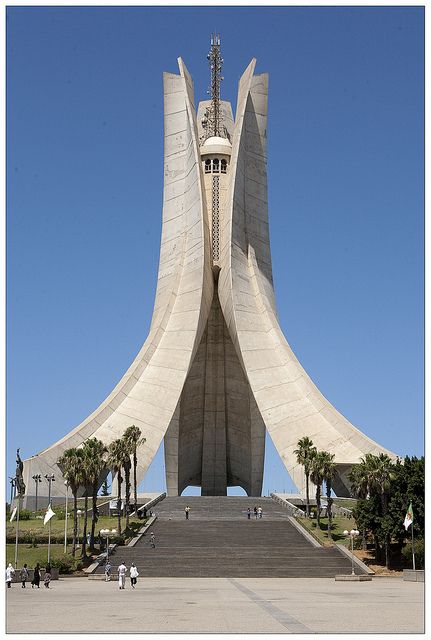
21,37 -> 396,503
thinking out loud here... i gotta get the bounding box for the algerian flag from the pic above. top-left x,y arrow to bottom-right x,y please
44,504 -> 56,525
404,502 -> 413,530
9,507 -> 17,522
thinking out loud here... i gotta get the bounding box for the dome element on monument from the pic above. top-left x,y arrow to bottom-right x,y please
200,136 -> 232,156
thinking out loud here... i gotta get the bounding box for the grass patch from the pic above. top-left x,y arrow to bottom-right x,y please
297,514 -> 357,546
332,498 -> 358,510
6,515 -> 143,539
6,544 -> 71,568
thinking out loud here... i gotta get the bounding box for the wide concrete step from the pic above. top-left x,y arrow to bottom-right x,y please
152,497 -> 292,521
92,496 -> 358,578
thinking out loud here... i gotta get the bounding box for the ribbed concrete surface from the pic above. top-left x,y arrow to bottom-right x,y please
96,497 -> 358,577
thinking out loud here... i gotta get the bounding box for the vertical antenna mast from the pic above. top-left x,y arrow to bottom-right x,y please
206,34 -> 224,138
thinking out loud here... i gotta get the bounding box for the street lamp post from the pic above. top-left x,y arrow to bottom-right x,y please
100,528 -> 117,566
343,529 -> 360,575
76,509 -> 82,547
45,474 -> 55,565
64,480 -> 69,554
32,474 -> 42,511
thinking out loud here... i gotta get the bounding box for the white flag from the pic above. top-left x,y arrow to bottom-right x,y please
9,507 -> 17,522
44,504 -> 56,525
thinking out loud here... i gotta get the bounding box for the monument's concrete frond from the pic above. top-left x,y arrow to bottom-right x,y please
218,59 -> 396,496
22,58 -> 214,501
22,44 -> 396,502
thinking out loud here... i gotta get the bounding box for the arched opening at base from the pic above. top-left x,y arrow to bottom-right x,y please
227,486 -> 248,496
180,485 -> 202,496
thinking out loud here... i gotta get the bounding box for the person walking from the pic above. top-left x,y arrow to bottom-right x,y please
117,561 -> 127,589
20,564 -> 29,588
43,565 -> 51,589
258,506 -> 263,519
149,532 -> 156,548
104,561 -> 112,582
130,563 -> 139,589
5,563 -> 15,588
254,506 -> 258,520
247,508 -> 251,520
185,506 -> 190,520
32,563 -> 41,588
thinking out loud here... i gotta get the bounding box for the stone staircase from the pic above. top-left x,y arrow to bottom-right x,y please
94,496 -> 358,577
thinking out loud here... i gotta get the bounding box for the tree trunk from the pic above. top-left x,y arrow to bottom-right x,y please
305,472 -> 310,517
362,528 -> 367,551
117,471 -> 122,535
316,484 -> 321,527
72,492 -> 78,558
326,481 -> 333,540
133,450 -> 138,515
374,539 -> 381,562
125,463 -> 131,528
385,536 -> 390,569
81,494 -> 89,558
90,483 -> 98,551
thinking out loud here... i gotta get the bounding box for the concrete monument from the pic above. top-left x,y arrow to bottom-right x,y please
22,37 -> 396,502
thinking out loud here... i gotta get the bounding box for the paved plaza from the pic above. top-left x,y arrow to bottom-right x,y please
6,576 -> 424,633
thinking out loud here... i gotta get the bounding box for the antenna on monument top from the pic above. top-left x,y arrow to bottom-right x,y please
202,33 -> 225,141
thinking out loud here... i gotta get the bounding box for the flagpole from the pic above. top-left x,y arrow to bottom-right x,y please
64,480 -> 69,554
45,474 -> 55,566
411,520 -> 416,571
14,492 -> 20,569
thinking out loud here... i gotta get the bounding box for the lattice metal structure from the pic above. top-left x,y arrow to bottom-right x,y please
201,34 -> 224,141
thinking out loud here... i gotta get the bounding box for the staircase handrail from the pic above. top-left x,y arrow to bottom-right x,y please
270,493 -> 304,517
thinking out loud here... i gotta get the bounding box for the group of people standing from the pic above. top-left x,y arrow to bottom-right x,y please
6,562 -> 51,589
247,506 -> 264,519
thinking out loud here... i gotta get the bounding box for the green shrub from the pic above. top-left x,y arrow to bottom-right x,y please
52,509 -> 67,521
18,509 -> 32,521
50,555 -> 74,574
49,555 -> 84,574
402,539 -> 424,570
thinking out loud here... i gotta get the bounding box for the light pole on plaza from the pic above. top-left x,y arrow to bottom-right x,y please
64,480 -> 69,554
77,509 -> 82,547
32,474 -> 42,511
45,474 -> 55,564
100,528 -> 116,566
343,529 -> 360,575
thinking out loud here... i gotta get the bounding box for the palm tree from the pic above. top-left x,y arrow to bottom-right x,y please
294,437 -> 316,517
58,447 -> 85,557
107,439 -> 127,535
79,452 -> 92,558
365,453 -> 395,568
349,456 -> 373,550
310,451 -> 326,528
123,425 -> 146,515
121,438 -> 132,529
82,438 -> 107,551
320,451 -> 336,540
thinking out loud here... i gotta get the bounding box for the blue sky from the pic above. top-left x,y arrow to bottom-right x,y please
7,6 -> 424,495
